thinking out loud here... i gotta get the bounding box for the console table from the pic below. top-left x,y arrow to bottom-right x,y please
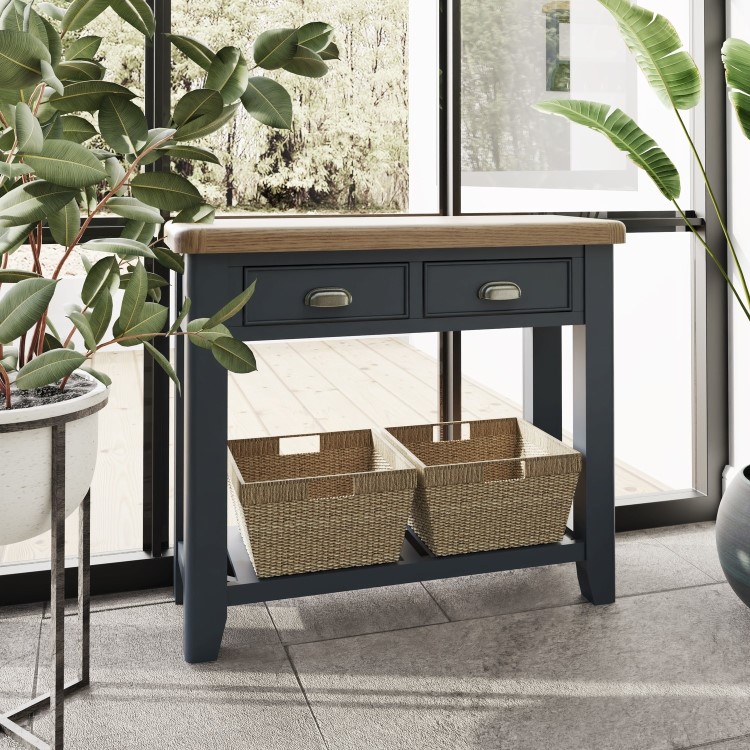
166,215 -> 625,664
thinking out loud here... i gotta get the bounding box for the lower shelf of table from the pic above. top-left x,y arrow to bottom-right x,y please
177,528 -> 586,606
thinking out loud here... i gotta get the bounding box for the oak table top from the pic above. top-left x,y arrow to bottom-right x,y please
165,214 -> 626,255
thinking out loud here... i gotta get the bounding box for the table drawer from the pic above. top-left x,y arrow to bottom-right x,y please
242,263 -> 408,325
424,259 -> 575,317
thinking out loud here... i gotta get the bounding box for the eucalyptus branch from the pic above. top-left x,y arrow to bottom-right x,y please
52,132 -> 176,280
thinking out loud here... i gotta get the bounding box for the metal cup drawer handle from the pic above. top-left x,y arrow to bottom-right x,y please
478,281 -> 522,302
304,287 -> 353,308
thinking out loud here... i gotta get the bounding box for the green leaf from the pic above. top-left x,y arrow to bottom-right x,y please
23,139 -> 107,187
61,0 -> 109,34
723,38 -> 750,141
88,288 -> 112,342
68,310 -> 96,350
204,279 -> 255,328
172,102 -> 239,142
152,245 -> 184,273
98,95 -> 148,154
186,317 -> 230,349
0,162 -> 33,179
55,59 -> 105,82
0,181 -> 76,228
319,42 -> 339,61
14,101 -> 43,154
172,88 -> 223,126
165,33 -> 215,70
283,46 -> 328,78
241,77 -> 292,130
40,17 -> 63,67
104,155 -> 126,194
15,348 -> 85,389
168,296 -> 190,334
597,0 -> 701,111
253,27 -> 298,70
533,99 -> 681,201
41,59 -> 64,95
0,30 -> 49,89
47,198 -> 80,247
210,336 -> 256,374
0,277 -> 57,344
1,351 -> 18,370
81,364 -> 111,386
159,143 -> 220,164
49,81 -> 135,114
81,236 -> 156,258
121,220 -> 155,244
0,268 -> 40,282
66,35 -> 102,60
173,203 -> 215,224
138,126 -> 176,153
205,46 -> 248,105
143,339 -> 180,395
107,196 -> 164,224
0,223 -> 33,255
81,255 -> 118,305
116,259 -> 147,333
296,22 -> 333,53
110,0 -> 155,37
41,333 -> 61,352
117,302 -> 167,344
130,171 -> 202,211
42,112 -> 63,139
38,3 -> 66,22
121,270 -> 167,292
60,114 -> 98,143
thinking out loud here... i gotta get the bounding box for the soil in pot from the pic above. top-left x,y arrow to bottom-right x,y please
0,373 -> 95,411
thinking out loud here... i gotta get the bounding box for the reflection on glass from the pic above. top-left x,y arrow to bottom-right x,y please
461,0 -> 696,212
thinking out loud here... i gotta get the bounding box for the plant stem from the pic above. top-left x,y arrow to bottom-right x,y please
674,109 -> 750,309
673,200 -> 750,322
0,363 -> 10,409
51,132 -> 176,280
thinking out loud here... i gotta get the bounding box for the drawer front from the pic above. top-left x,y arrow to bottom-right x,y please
424,259 -> 573,317
243,263 -> 408,325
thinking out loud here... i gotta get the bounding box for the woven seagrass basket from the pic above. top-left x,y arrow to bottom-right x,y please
385,418 -> 582,556
228,429 -> 417,578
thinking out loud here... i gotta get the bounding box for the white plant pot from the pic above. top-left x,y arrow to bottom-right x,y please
0,371 -> 109,546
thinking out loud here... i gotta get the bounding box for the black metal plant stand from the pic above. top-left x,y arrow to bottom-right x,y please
0,400 -> 105,749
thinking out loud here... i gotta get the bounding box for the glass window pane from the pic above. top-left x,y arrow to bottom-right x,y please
170,0 -> 439,214
460,0 -> 699,212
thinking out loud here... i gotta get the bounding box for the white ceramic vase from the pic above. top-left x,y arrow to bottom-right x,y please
0,371 -> 109,546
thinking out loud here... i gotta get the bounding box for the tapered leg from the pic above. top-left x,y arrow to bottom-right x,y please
174,272 -> 185,607
439,331 -> 461,440
523,327 -> 562,439
573,247 -> 615,604
182,256 -> 229,663
50,426 -> 66,748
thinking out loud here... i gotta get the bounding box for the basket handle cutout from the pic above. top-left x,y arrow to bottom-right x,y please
307,475 -> 355,499
279,434 -> 321,455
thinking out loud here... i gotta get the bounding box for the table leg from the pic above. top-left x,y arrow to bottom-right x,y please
182,258 -> 229,663
523,327 -> 562,439
573,247 -> 615,604
173,271 -> 185,606
50,425 -> 66,748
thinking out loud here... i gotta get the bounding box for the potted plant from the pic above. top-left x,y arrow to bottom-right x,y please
534,0 -> 750,606
0,0 -> 337,546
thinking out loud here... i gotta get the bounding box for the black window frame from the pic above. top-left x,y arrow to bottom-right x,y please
0,0 -> 728,604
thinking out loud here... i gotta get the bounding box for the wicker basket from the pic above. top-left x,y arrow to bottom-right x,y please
385,418 -> 582,556
228,429 -> 417,577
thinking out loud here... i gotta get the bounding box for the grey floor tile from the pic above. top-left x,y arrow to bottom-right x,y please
289,584 -> 750,750
682,737 -> 750,750
0,604 -> 43,749
642,522 -> 725,583
424,531 -> 715,621
31,602 -> 324,750
49,587 -> 175,619
266,583 -> 448,645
